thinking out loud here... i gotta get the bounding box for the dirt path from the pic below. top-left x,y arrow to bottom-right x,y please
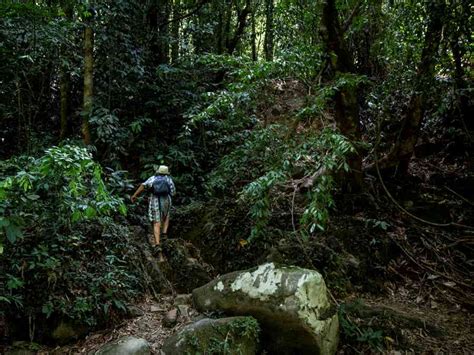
38,295 -> 198,354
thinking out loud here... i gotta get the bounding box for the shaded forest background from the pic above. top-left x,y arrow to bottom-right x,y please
0,0 -> 472,352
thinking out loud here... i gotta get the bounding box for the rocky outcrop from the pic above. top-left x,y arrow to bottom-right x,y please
192,263 -> 339,354
161,317 -> 259,355
161,239 -> 214,293
95,336 -> 150,355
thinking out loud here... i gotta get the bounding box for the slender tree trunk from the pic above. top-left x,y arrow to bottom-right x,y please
451,37 -> 470,130
59,2 -> 72,141
392,1 -> 445,174
147,0 -> 170,64
82,25 -> 93,145
171,0 -> 180,62
59,64 -> 69,140
251,6 -> 257,61
226,0 -> 251,54
158,0 -> 171,64
320,0 -> 362,189
220,2 -> 231,54
215,3 -> 224,54
263,0 -> 273,61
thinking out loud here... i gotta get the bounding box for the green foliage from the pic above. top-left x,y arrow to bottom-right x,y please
0,145 -> 125,242
209,123 -> 355,240
0,145 -> 136,330
339,302 -> 384,352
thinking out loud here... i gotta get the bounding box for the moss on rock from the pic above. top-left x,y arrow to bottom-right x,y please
161,316 -> 259,355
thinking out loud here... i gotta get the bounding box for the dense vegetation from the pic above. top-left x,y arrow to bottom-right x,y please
1,0 -> 472,352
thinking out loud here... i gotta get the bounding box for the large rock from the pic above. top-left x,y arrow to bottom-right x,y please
192,263 -> 339,355
95,336 -> 150,355
161,316 -> 259,355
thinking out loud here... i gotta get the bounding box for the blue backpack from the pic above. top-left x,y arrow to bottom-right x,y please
152,176 -> 170,197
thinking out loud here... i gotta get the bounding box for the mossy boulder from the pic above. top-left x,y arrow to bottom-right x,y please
50,320 -> 89,345
95,336 -> 150,355
161,316 -> 259,355
192,262 -> 339,354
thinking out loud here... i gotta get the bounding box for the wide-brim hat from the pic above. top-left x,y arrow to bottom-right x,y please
158,165 -> 169,175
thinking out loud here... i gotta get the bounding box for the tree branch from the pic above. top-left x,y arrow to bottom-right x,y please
342,0 -> 363,34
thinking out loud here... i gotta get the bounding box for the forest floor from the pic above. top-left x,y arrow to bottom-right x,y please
36,291 -> 472,354
36,296 -> 189,354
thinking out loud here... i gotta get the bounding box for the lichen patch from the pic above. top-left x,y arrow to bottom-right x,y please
230,263 -> 282,300
215,281 -> 225,292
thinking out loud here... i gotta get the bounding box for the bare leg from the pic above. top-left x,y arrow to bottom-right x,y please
162,215 -> 170,234
153,221 -> 165,262
153,221 -> 161,246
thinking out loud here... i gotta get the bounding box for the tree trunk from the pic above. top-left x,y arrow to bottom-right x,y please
251,5 -> 257,61
59,1 -> 73,141
392,1 -> 445,174
158,0 -> 171,64
263,0 -> 273,61
59,65 -> 69,140
82,25 -> 93,145
214,3 -> 224,54
171,0 -> 180,62
451,36 -> 471,130
320,0 -> 362,189
220,2 -> 231,54
226,0 -> 251,54
147,0 -> 170,65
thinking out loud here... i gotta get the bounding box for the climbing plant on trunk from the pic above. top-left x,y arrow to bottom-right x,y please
385,1 -> 446,174
319,0 -> 362,189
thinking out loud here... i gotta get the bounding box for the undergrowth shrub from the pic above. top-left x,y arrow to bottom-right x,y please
167,54 -> 356,243
208,125 -> 354,240
339,302 -> 385,352
0,145 -> 138,338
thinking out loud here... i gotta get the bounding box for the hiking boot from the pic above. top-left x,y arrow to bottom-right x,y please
161,233 -> 168,241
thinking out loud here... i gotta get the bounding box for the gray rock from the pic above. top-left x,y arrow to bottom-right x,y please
174,293 -> 192,305
163,308 -> 178,328
126,305 -> 145,318
95,336 -> 150,355
192,262 -> 339,355
177,304 -> 190,318
150,305 -> 165,312
161,316 -> 259,355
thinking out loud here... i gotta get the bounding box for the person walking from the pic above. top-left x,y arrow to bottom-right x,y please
131,165 -> 176,261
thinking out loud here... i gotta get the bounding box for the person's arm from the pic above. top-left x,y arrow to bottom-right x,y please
131,184 -> 145,203
132,176 -> 154,202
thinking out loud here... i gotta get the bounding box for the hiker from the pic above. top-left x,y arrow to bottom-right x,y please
131,165 -> 176,259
